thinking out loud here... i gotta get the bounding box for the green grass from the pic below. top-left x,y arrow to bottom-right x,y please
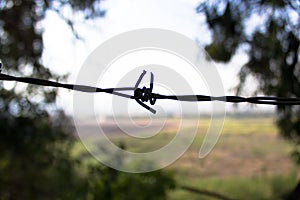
168,172 -> 298,200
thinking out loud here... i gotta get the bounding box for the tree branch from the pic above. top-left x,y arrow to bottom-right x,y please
180,185 -> 238,200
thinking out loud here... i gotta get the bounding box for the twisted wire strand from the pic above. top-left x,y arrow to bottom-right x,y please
152,94 -> 300,105
1,70 -> 300,114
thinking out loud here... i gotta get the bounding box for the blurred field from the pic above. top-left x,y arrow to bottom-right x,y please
166,117 -> 298,200
74,116 -> 299,199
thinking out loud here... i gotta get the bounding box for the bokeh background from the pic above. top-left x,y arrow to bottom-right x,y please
0,0 -> 299,199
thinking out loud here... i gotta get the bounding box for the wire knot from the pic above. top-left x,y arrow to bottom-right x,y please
134,86 -> 156,105
132,70 -> 157,114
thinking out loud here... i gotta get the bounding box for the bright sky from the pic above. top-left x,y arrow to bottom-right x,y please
41,0 -> 274,116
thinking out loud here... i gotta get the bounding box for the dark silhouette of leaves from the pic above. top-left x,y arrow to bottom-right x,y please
198,0 -> 300,198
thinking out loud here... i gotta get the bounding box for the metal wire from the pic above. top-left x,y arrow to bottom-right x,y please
1,67 -> 300,114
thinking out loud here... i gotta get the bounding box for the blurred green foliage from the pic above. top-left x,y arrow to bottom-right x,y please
0,0 -> 175,199
197,1 -> 300,198
85,166 -> 175,200
197,0 -> 300,141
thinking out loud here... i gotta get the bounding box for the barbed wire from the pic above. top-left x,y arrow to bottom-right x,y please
1,63 -> 300,114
